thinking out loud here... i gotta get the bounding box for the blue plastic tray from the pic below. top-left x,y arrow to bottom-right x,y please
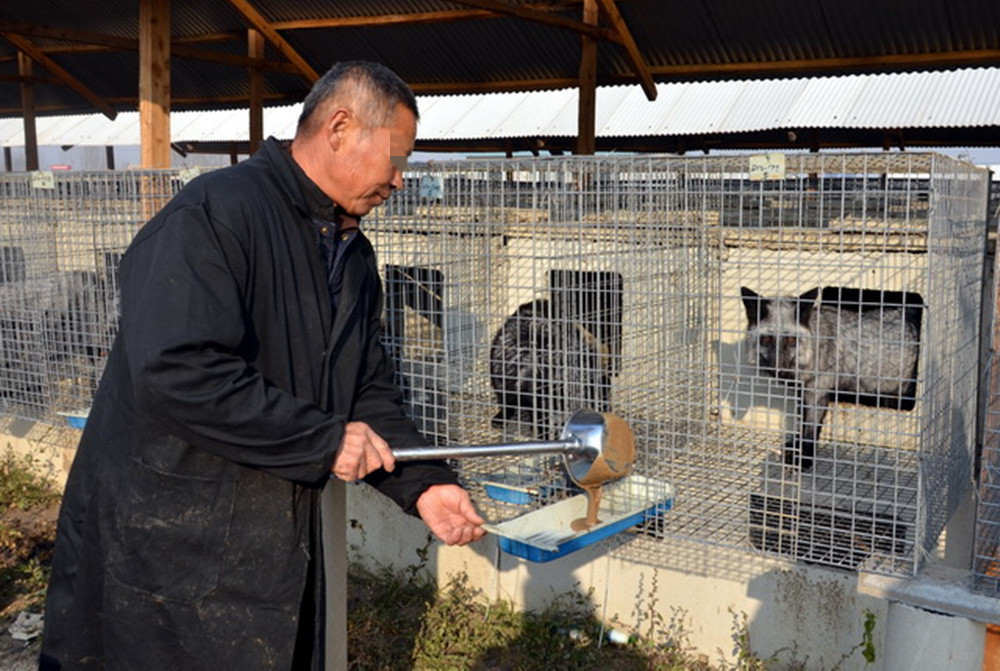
481,460 -> 569,505
484,475 -> 674,562
483,481 -> 537,505
57,409 -> 89,430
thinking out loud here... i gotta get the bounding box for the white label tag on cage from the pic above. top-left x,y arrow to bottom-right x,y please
30,171 -> 55,190
748,153 -> 786,181
419,175 -> 443,200
178,167 -> 201,185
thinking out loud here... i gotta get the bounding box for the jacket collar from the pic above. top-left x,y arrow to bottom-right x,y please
281,144 -> 342,222
257,137 -> 312,218
259,137 -> 360,230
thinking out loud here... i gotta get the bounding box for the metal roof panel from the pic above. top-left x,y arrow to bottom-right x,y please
2,67 -> 999,150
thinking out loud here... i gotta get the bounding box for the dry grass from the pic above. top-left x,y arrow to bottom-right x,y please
0,450 -> 59,618
347,562 -> 714,670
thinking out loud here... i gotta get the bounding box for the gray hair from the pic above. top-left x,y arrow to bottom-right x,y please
296,61 -> 419,137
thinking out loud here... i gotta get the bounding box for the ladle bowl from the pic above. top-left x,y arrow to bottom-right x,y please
392,409 -> 634,488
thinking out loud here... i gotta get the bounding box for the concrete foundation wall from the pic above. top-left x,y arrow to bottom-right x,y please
346,481 -> 986,670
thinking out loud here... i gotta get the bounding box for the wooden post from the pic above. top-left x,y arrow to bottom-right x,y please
17,52 -> 38,171
248,29 -> 264,156
139,0 -> 171,169
576,0 -> 598,156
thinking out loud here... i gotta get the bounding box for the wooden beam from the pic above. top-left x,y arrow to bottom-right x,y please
0,20 -> 136,50
595,0 -> 655,100
448,0 -> 619,42
100,91 -> 300,108
408,47 -> 1000,92
648,49 -> 1000,78
17,36 -> 1000,112
410,77 -> 581,93
4,42 -> 994,82
269,1 -> 591,30
0,43 -> 114,58
0,20 -> 296,72
158,2 -> 586,34
171,43 -> 299,72
271,9 -> 498,30
2,33 -> 118,119
0,42 -> 297,73
248,29 -> 264,155
139,0 -> 171,168
172,32 -> 243,46
416,48 -> 1000,90
0,73 -> 61,85
576,0 -> 597,155
18,52 -> 38,171
223,0 -> 319,83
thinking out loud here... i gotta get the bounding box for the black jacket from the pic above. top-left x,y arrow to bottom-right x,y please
41,138 -> 457,669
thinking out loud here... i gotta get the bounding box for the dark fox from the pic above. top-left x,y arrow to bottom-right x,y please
740,286 -> 922,470
489,298 -> 610,439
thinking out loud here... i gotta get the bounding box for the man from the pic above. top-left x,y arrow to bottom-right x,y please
41,61 -> 485,670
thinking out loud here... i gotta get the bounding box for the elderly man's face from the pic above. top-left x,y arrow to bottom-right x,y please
332,103 -> 416,217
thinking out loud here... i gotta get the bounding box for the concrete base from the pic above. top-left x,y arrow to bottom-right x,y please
348,482 -> 979,669
883,601 -> 984,671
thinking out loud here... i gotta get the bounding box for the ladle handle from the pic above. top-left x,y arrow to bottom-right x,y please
392,438 -> 581,462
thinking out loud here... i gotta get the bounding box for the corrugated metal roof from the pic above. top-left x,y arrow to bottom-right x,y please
1,1 -> 999,117
1,67 -> 998,149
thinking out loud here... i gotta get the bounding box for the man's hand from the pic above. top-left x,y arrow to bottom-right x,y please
415,484 -> 486,546
331,421 -> 395,482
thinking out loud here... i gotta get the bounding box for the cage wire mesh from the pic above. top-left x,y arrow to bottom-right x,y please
0,170 -> 178,430
368,152 -> 988,577
0,154 -> 988,579
973,183 -> 1000,596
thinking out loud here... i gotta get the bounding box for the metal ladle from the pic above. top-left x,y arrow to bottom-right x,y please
391,409 -> 634,487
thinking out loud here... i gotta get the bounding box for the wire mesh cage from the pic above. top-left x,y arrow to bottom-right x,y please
973,184 -> 1000,596
0,170 -> 179,423
368,152 -> 989,577
0,154 -> 987,578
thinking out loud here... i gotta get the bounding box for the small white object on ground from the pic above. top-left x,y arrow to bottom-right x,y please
9,612 -> 43,641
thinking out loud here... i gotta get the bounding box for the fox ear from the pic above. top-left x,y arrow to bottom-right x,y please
796,287 -> 819,325
799,287 -> 819,302
740,287 -> 767,326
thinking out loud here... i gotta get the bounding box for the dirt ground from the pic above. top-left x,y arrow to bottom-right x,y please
1,500 -> 59,670
0,617 -> 41,671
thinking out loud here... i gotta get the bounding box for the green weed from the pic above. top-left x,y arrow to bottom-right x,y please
0,449 -> 58,512
0,448 -> 60,614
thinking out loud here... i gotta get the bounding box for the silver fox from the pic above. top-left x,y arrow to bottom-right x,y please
740,286 -> 921,470
489,298 -> 610,439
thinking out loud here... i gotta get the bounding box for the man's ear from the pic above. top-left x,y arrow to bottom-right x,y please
324,108 -> 352,151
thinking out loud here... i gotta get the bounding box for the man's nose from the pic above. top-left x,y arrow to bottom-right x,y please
390,169 -> 404,190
